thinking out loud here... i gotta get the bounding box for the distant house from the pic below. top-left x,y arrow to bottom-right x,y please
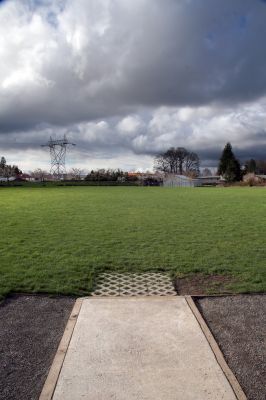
198,176 -> 221,186
257,175 -> 266,182
0,176 -> 15,182
0,173 -> 35,182
243,173 -> 266,184
163,174 -> 202,187
17,173 -> 35,182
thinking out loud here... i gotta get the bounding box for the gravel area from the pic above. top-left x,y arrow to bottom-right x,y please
1,293 -> 265,400
197,295 -> 266,400
0,295 -> 75,400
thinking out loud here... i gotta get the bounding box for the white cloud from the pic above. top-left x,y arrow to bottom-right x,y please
0,0 -> 266,170
117,115 -> 144,138
2,97 -> 266,171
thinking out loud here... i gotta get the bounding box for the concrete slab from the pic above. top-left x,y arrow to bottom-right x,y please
52,297 -> 237,400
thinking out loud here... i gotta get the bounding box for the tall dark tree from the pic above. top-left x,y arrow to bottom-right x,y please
256,160 -> 266,174
155,147 -> 200,176
0,157 -> 22,179
217,143 -> 241,182
244,159 -> 256,174
0,157 -> 6,170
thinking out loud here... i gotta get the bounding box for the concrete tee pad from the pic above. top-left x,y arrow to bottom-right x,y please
51,297 -> 238,400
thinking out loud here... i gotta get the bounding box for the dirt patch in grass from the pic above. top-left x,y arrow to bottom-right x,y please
175,273 -> 236,295
0,294 -> 75,400
197,295 -> 266,400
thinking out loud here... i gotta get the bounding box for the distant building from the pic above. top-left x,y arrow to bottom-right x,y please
198,176 -> 221,186
257,175 -> 266,182
163,174 -> 202,187
243,173 -> 266,184
0,176 -> 15,182
163,174 -> 222,187
18,173 -> 35,182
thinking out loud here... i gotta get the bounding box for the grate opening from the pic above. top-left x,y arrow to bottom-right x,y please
91,273 -> 177,297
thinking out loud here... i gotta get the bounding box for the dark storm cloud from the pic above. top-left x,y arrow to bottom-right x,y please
0,0 -> 266,169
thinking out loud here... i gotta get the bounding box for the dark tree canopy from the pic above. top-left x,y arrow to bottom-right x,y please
85,169 -> 138,182
256,160 -> 266,174
0,156 -> 22,178
217,143 -> 241,182
0,156 -> 6,169
244,158 -> 266,175
154,147 -> 200,177
245,159 -> 256,173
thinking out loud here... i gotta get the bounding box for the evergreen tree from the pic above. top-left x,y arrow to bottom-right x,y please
0,156 -> 6,169
0,157 -> 22,179
217,143 -> 241,182
223,159 -> 241,182
245,159 -> 256,173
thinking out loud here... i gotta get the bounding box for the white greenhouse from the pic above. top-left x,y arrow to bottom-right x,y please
163,174 -> 202,187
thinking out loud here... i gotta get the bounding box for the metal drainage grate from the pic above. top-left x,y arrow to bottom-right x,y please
91,273 -> 177,296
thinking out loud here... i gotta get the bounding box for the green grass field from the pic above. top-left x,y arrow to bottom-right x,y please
0,186 -> 265,297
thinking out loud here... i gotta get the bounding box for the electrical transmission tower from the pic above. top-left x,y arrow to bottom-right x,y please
41,135 -> 76,179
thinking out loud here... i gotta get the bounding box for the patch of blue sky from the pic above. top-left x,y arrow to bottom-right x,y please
204,11 -> 249,51
46,11 -> 58,28
204,32 -> 216,50
33,0 -> 66,10
237,15 -> 248,30
25,0 -> 66,27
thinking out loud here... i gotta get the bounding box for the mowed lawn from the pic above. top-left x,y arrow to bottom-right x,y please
0,186 -> 265,297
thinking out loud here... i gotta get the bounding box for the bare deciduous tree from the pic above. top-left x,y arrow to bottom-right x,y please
201,168 -> 212,177
30,168 -> 48,182
154,147 -> 200,176
69,168 -> 84,180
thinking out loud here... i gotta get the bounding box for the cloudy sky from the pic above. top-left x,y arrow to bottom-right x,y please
1,0 -> 266,172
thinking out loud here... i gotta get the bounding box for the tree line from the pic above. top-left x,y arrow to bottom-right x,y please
84,169 -> 138,182
154,142 -> 266,182
244,159 -> 266,175
0,157 -> 21,180
1,143 -> 266,184
217,143 -> 266,181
